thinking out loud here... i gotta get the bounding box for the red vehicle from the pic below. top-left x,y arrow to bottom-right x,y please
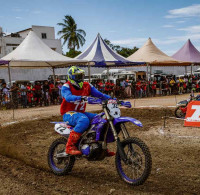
175,94 -> 196,118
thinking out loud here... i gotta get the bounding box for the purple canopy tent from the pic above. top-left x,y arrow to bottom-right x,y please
0,60 -> 9,65
172,39 -> 200,74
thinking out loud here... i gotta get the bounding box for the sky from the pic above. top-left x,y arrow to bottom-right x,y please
1,0 -> 200,55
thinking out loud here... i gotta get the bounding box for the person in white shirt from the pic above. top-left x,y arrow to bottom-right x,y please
20,83 -> 27,108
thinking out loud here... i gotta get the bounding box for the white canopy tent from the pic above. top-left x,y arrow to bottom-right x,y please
0,31 -> 88,120
1,31 -> 87,86
1,31 -> 87,68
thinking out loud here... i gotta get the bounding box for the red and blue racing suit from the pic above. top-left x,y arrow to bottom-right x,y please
61,81 -> 110,133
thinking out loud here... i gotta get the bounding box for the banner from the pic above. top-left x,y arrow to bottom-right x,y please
184,101 -> 200,127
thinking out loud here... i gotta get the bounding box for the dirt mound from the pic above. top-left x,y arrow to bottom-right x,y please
0,108 -> 199,194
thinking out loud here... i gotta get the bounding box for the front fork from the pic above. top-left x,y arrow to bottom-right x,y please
103,108 -> 128,163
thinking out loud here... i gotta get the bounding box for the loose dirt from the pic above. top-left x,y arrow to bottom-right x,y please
1,93 -> 196,124
0,108 -> 199,194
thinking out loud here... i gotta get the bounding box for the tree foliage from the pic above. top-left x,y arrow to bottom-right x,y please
104,39 -> 138,58
57,15 -> 86,50
65,49 -> 81,58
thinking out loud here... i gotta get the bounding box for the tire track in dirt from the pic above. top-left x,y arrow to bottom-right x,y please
0,108 -> 199,194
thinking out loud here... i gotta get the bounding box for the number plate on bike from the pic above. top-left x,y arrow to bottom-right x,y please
107,100 -> 121,118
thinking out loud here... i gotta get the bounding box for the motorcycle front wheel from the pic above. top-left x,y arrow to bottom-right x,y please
115,137 -> 152,186
48,137 -> 75,176
175,106 -> 186,118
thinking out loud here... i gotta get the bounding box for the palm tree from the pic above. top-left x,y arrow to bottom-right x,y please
57,15 -> 86,50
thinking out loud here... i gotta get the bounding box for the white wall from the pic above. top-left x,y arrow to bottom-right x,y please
32,26 -> 55,39
18,29 -> 31,38
1,66 -> 198,83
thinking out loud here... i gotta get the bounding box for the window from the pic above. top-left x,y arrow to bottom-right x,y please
51,48 -> 56,51
6,44 -> 19,46
41,33 -> 47,39
13,47 -> 17,50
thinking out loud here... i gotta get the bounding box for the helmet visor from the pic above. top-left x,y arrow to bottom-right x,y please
74,73 -> 85,82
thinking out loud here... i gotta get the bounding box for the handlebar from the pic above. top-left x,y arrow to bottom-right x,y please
87,97 -> 132,108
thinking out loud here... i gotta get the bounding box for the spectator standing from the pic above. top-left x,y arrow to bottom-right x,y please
20,82 -> 27,108
1,83 -> 10,104
114,79 -> 120,98
97,80 -> 104,92
43,81 -> 50,106
49,81 -> 56,105
142,81 -> 147,97
10,83 -> 19,108
170,78 -> 176,94
197,78 -> 200,92
34,82 -> 42,106
109,80 -> 115,96
26,83 -> 34,107
136,79 -> 142,98
58,82 -> 63,104
105,80 -> 110,95
131,80 -> 136,98
151,79 -> 157,97
179,77 -> 184,94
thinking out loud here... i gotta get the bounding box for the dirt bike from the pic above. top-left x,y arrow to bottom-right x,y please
175,94 -> 197,118
48,97 -> 152,186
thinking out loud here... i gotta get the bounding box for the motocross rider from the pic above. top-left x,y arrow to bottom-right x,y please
61,66 -> 115,156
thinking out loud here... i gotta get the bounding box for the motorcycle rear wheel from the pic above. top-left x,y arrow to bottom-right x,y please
115,137 -> 152,186
175,106 -> 186,118
48,137 -> 75,176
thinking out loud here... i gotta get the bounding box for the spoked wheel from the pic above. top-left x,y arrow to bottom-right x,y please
175,106 -> 186,118
48,137 -> 75,176
115,137 -> 152,186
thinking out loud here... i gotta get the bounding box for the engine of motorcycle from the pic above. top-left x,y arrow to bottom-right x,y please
81,143 -> 105,161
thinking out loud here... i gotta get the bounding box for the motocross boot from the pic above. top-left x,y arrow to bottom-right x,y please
66,130 -> 82,155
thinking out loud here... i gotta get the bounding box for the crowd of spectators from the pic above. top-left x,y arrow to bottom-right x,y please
92,75 -> 200,98
0,74 -> 199,109
0,81 -> 63,109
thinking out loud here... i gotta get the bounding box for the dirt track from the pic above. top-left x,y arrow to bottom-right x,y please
1,93 -> 197,124
0,108 -> 199,194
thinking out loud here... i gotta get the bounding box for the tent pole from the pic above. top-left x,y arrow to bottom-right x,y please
107,67 -> 109,81
8,62 -> 12,86
191,64 -> 193,95
146,63 -> 149,96
185,66 -> 187,75
88,66 -> 91,83
52,67 -> 56,86
8,62 -> 14,120
150,65 -> 152,80
191,64 -> 193,76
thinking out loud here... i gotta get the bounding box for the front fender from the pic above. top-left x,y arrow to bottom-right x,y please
113,117 -> 143,127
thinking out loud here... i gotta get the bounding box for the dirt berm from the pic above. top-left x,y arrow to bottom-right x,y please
0,108 -> 199,194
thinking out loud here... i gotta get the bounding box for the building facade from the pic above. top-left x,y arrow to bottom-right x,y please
0,25 -> 65,82
0,25 -> 62,58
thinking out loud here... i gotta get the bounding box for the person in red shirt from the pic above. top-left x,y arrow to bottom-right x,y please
142,81 -> 147,97
49,82 -> 55,105
97,80 -> 104,92
26,83 -> 34,107
105,80 -> 111,95
34,82 -> 42,106
151,79 -> 157,97
109,80 -> 115,95
136,79 -> 142,98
